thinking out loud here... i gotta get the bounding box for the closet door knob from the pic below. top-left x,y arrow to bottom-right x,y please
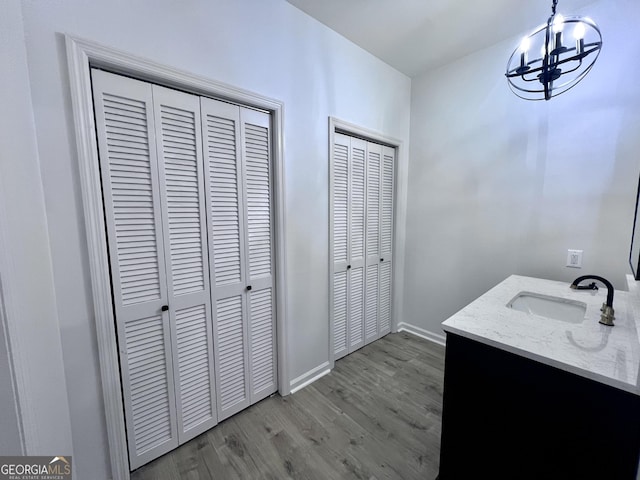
246,285 -> 252,291
347,265 -> 351,270
161,305 -> 169,312
380,258 -> 384,262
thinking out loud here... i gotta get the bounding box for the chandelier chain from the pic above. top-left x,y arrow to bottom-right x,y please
551,0 -> 558,15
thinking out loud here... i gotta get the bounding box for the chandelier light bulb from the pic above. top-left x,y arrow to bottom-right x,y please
573,22 -> 586,40
518,36 -> 532,71
553,14 -> 565,33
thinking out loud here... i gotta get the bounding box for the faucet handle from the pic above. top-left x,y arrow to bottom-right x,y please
599,305 -> 615,326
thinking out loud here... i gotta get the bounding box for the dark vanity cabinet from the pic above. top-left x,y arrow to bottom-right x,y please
438,334 -> 640,479
630,175 -> 640,280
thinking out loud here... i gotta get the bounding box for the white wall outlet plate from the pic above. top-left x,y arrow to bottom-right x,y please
567,249 -> 583,268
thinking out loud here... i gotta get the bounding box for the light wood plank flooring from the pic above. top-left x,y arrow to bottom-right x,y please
131,332 -> 445,480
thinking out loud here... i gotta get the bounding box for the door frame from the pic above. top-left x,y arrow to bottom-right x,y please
328,117 -> 405,369
65,35 -> 289,479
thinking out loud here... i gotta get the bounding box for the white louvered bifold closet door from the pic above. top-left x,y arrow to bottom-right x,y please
364,142 -> 382,343
332,133 -> 395,362
241,108 -> 278,404
332,134 -> 366,358
366,141 -> 395,339
348,138 -> 366,352
92,70 -> 179,470
94,70 -> 278,469
332,133 -> 350,359
378,145 -> 395,336
201,98 -> 277,421
151,85 -> 218,444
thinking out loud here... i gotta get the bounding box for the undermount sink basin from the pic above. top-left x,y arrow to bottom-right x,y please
507,292 -> 587,323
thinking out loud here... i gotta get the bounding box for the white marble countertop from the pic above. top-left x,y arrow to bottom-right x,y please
441,275 -> 640,395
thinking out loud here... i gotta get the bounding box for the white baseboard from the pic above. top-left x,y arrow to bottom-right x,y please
289,361 -> 331,394
397,322 -> 446,347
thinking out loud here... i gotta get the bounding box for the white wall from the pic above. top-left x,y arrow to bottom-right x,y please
404,0 -> 640,336
17,0 -> 411,477
0,288 -> 21,455
0,0 -> 73,458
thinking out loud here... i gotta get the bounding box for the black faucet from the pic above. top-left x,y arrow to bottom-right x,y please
570,275 -> 615,326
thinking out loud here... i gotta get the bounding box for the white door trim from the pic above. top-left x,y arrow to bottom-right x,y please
65,35 -> 289,479
328,117 -> 405,369
0,272 -> 26,455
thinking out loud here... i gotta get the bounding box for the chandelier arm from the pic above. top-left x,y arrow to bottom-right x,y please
554,59 -> 583,76
508,60 -> 597,97
508,66 -> 546,80
551,46 -> 600,69
554,44 -> 601,63
546,65 -> 596,95
584,41 -> 603,49
506,43 -> 601,78
506,65 -> 544,78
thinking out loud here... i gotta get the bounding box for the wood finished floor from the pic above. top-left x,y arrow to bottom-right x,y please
131,333 -> 445,480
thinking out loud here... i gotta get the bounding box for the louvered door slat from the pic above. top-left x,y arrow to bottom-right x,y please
123,314 -> 172,454
91,69 -> 178,470
366,148 -> 381,257
381,149 -> 394,257
333,142 -> 348,263
249,288 -> 276,398
174,305 -> 213,431
153,85 -> 217,445
216,296 -> 247,412
333,271 -> 348,358
349,267 -> 364,349
365,264 -> 379,341
156,101 -> 205,296
379,262 -> 392,335
244,122 -> 272,278
351,145 -> 365,263
105,91 -> 162,304
205,115 -> 242,286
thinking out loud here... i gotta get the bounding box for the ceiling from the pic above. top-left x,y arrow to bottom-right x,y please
286,0 -> 598,77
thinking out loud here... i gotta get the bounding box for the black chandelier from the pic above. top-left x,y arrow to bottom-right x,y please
505,0 -> 603,101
